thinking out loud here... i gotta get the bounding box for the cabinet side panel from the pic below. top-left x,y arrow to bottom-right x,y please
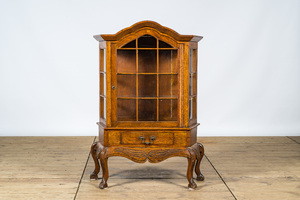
173,131 -> 188,147
98,125 -> 104,144
106,130 -> 121,146
190,127 -> 197,145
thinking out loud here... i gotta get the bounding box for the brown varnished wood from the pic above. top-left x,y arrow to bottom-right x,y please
187,146 -> 197,189
94,21 -> 203,42
90,142 -> 103,180
92,143 -> 204,189
99,147 -> 108,189
104,130 -> 190,147
183,42 -> 190,127
194,143 -> 205,181
91,21 -> 204,190
105,41 -> 112,127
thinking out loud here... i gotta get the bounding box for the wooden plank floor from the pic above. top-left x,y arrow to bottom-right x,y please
0,136 -> 299,199
0,137 -> 94,199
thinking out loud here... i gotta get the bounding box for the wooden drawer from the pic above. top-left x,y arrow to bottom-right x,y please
121,132 -> 173,145
105,130 -> 190,147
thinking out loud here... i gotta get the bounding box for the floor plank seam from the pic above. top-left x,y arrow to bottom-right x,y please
287,136 -> 300,145
73,136 -> 96,200
205,154 -> 237,200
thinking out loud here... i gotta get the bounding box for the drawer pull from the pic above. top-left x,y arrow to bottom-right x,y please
139,135 -> 156,145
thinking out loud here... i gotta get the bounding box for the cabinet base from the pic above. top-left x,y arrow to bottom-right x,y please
90,142 -> 204,189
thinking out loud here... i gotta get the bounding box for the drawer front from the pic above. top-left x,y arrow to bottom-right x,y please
121,132 -> 174,145
105,130 -> 189,147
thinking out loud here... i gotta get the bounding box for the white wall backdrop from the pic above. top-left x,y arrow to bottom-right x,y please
0,0 -> 299,136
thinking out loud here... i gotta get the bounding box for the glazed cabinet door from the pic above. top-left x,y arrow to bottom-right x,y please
111,35 -> 181,127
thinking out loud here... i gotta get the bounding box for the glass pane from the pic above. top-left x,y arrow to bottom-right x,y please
138,35 -> 157,48
103,49 -> 106,72
189,74 -> 197,96
117,74 -> 136,97
189,97 -> 197,119
138,99 -> 157,121
104,98 -> 106,119
159,99 -> 177,121
138,75 -> 157,97
104,72 -> 106,95
189,98 -> 192,119
100,49 -> 105,72
193,74 -> 197,95
122,39 -> 136,48
138,50 -> 157,73
117,99 -> 136,121
189,49 -> 197,73
159,75 -> 178,97
159,50 -> 178,73
159,40 -> 173,48
192,97 -> 196,119
100,73 -> 104,95
117,50 -> 136,73
100,96 -> 104,119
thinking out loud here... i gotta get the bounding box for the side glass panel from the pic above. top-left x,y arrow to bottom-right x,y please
189,49 -> 197,120
100,49 -> 106,121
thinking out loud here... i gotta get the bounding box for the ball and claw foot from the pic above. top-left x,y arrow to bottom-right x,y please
196,173 -> 205,181
99,181 -> 108,189
90,173 -> 98,180
188,181 -> 197,189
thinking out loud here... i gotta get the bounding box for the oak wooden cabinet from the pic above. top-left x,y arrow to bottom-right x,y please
90,21 -> 204,189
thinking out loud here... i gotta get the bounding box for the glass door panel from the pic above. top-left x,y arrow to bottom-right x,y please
159,40 -> 173,48
159,99 -> 177,121
138,75 -> 157,97
117,50 -> 136,73
115,36 -> 179,123
138,35 -> 157,48
138,50 -> 157,73
159,50 -> 178,73
138,99 -> 157,121
122,39 -> 136,48
117,74 -> 136,97
117,99 -> 136,121
159,74 -> 178,97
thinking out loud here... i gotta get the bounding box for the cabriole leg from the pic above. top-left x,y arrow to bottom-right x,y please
187,148 -> 197,189
195,143 -> 205,181
90,142 -> 101,180
99,148 -> 109,189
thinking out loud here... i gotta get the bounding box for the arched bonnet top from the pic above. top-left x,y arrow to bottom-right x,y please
93,21 -> 203,43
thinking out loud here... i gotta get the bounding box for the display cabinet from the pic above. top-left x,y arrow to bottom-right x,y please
90,21 -> 204,189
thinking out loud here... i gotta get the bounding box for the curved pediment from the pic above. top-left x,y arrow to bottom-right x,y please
94,21 -> 202,42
